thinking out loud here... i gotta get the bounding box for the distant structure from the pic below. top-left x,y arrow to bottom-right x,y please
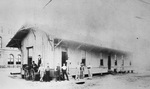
7,24 -> 132,76
0,25 -> 21,68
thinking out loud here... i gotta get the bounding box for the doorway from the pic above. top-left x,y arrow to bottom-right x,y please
108,55 -> 111,71
81,58 -> 86,66
27,46 -> 33,65
61,51 -> 68,66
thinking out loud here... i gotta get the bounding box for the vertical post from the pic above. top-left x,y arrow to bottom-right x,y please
53,38 -> 55,69
122,55 -> 124,71
13,55 -> 15,68
108,54 -> 111,72
114,54 -> 117,73
100,53 -> 103,59
115,54 -> 117,66
115,54 -> 117,61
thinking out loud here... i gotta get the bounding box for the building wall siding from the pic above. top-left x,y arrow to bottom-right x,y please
20,30 -> 131,74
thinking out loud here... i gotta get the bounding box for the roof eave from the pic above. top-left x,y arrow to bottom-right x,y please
6,29 -> 30,48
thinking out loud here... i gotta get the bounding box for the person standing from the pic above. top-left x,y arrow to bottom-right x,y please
87,63 -> 92,79
45,65 -> 50,82
32,61 -> 38,72
80,63 -> 84,79
66,60 -> 71,75
38,55 -> 42,68
38,64 -> 45,82
75,62 -> 80,80
61,63 -> 69,81
56,63 -> 61,81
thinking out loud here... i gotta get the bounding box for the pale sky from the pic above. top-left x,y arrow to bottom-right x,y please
1,0 -> 150,68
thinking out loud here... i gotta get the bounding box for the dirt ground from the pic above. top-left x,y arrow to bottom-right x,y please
0,68 -> 150,89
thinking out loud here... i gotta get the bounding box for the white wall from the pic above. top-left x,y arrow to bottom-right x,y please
21,30 -> 54,68
21,30 -> 131,71
59,46 -> 131,69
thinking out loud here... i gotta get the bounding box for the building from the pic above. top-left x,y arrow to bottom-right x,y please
0,26 -> 21,68
6,24 -> 132,75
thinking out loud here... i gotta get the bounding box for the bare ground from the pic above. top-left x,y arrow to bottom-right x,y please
0,68 -> 150,89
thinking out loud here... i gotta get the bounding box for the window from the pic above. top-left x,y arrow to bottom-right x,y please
0,36 -> 2,48
115,60 -> 117,66
81,59 -> 86,66
100,59 -> 103,66
100,53 -> 104,66
114,54 -> 117,66
129,61 -> 132,66
16,54 -> 21,64
122,55 -> 124,66
8,54 -> 14,64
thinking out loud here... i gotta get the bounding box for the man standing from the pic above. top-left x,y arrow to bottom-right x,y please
75,62 -> 80,80
38,55 -> 42,68
56,63 -> 61,81
80,63 -> 84,79
32,61 -> 38,72
61,63 -> 69,81
38,64 -> 45,82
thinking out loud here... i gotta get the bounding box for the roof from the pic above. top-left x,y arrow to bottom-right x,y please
6,24 -> 129,56
58,39 -> 128,56
6,28 -> 30,48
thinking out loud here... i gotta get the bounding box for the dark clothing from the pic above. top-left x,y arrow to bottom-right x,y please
62,65 -> 69,80
56,66 -> 61,81
33,63 -> 38,72
62,70 -> 69,80
80,66 -> 84,79
45,68 -> 50,82
45,70 -> 50,81
38,58 -> 41,67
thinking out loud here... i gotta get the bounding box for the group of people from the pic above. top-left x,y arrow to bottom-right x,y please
37,63 -> 92,82
37,63 -> 69,82
55,63 -> 69,81
75,63 -> 93,80
37,63 -> 51,82
29,55 -> 50,82
31,55 -> 92,82
31,55 -> 68,82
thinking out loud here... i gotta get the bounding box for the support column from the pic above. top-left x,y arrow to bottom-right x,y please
121,55 -> 124,72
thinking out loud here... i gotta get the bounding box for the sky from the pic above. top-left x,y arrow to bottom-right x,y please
1,0 -> 150,69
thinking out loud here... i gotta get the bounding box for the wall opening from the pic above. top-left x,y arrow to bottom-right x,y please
8,54 -> 14,65
16,54 -> 21,65
108,55 -> 111,71
81,58 -> 86,66
100,59 -> 103,66
115,60 -> 117,66
27,46 -> 33,66
61,51 -> 68,66
81,50 -> 86,66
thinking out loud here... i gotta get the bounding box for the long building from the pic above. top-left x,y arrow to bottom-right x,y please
6,25 -> 132,75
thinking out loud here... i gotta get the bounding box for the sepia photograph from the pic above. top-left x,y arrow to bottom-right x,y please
0,0 -> 150,89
